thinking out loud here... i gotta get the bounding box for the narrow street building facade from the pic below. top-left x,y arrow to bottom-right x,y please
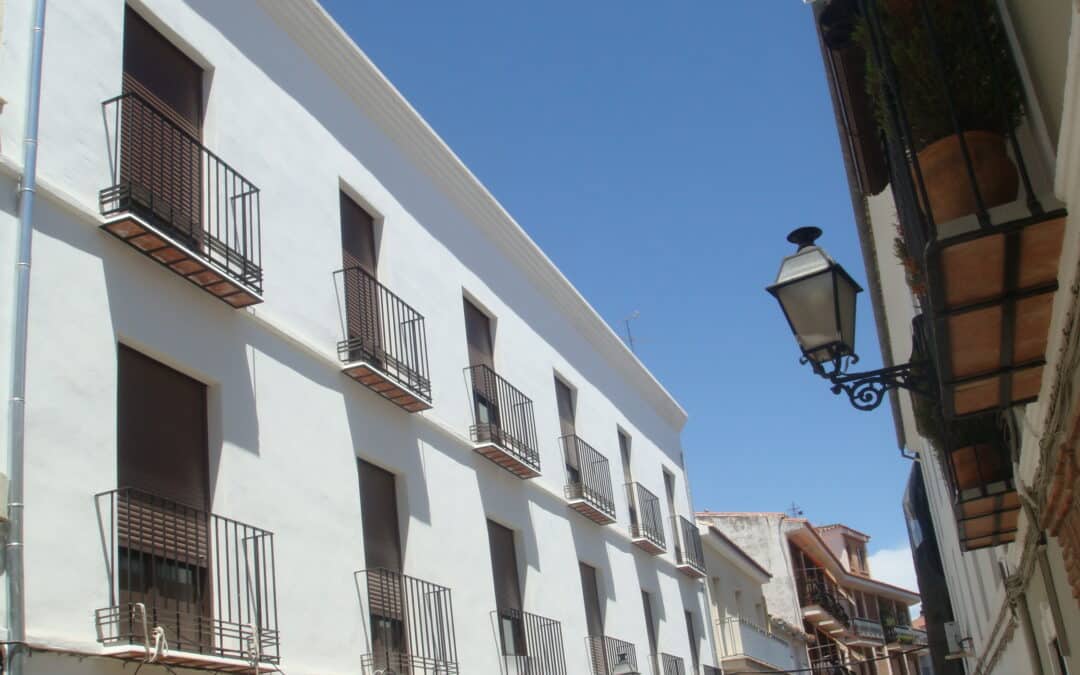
701,512 -> 924,675
0,1 -> 720,674
807,1 -> 1080,674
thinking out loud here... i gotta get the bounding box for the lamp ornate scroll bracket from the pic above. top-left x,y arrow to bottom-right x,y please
819,359 -> 934,412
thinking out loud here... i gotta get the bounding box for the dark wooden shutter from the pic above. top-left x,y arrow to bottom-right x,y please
464,300 -> 494,368
554,379 -> 575,436
121,7 -> 203,244
359,460 -> 403,572
618,431 -> 632,483
663,470 -> 676,512
341,194 -> 381,361
487,520 -> 522,611
579,563 -> 603,637
685,609 -> 700,671
116,345 -> 210,645
118,345 -> 209,508
642,591 -> 659,673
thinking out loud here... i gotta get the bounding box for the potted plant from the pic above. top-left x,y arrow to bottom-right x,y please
856,0 -> 1024,224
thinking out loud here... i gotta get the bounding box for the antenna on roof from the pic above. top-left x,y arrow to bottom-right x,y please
623,310 -> 640,353
787,502 -> 804,518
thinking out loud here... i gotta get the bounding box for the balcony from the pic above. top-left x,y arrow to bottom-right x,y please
94,488 -> 279,672
335,266 -> 432,412
466,365 -> 541,479
660,653 -> 686,675
703,667 -> 723,675
587,635 -> 638,675
672,515 -> 706,578
99,92 -> 263,308
885,624 -> 928,648
796,570 -> 850,636
808,640 -> 845,675
561,435 -> 616,524
356,568 -> 458,674
848,617 -> 885,647
627,482 -> 666,555
493,608 -> 568,675
716,616 -> 797,672
818,0 -> 1067,421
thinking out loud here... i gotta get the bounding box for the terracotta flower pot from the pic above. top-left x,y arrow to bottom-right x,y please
915,130 -> 1019,224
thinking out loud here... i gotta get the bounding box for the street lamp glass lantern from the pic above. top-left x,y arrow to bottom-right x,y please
767,227 -> 863,365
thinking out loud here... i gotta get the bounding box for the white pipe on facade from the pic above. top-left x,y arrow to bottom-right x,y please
6,1 -> 47,673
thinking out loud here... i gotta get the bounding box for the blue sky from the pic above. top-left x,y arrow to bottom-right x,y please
322,1 -> 917,561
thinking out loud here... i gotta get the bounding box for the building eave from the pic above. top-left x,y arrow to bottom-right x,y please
257,0 -> 689,431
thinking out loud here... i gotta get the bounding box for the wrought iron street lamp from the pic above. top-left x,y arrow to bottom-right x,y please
767,227 -> 933,411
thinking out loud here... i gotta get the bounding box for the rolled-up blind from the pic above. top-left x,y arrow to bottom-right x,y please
487,520 -> 522,612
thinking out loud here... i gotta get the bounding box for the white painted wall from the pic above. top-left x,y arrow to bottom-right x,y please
0,1 -> 718,673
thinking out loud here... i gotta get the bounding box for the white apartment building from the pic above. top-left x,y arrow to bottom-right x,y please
697,520 -> 808,674
700,513 -> 923,675
805,1 -> 1080,674
0,2 -> 721,674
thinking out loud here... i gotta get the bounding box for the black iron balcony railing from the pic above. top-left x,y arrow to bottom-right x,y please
627,482 -> 665,552
494,608 -> 568,675
885,624 -> 928,647
661,653 -> 686,675
796,569 -> 851,629
561,435 -> 616,523
100,92 -> 263,299
851,617 -> 886,644
94,487 -> 279,664
466,364 -> 541,477
335,266 -> 432,407
587,635 -> 638,675
357,568 -> 458,674
673,515 -> 706,576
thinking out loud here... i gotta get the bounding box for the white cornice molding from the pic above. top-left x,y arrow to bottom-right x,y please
256,0 -> 688,431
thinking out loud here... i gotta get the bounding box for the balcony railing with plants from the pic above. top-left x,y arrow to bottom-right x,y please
466,364 -> 541,477
561,435 -> 616,523
94,487 -> 279,664
494,608 -> 567,675
672,515 -> 706,576
335,265 -> 432,407
817,0 -> 1067,422
851,616 -> 886,644
587,635 -> 638,675
357,568 -> 458,674
100,92 -> 263,304
885,623 -> 928,647
627,482 -> 666,552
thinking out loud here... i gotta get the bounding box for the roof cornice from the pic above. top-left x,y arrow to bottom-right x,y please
257,0 -> 688,430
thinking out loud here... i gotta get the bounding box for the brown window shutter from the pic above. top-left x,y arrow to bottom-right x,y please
121,7 -> 203,245
117,345 -> 209,509
579,562 -> 603,637
359,459 -> 403,573
642,591 -> 658,655
554,378 -> 575,437
487,520 -> 522,612
341,194 -> 381,360
464,299 -> 494,369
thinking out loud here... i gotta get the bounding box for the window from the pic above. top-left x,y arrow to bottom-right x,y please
642,591 -> 659,675
617,430 -> 632,483
340,194 -> 381,364
358,460 -> 402,572
556,378 -> 579,483
487,521 -> 524,655
464,299 -> 494,368
579,562 -> 604,637
685,609 -> 700,673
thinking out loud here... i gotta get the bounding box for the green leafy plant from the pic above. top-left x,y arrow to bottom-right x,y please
854,0 -> 1024,151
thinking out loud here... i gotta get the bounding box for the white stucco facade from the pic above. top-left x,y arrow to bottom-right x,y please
0,1 -> 720,674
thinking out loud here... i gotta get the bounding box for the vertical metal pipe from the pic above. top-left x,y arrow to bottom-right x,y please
6,2 -> 47,673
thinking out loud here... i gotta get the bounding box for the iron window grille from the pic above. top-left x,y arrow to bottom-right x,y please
99,92 -> 263,295
335,265 -> 432,402
627,482 -> 666,551
466,364 -> 541,474
494,608 -> 568,675
356,568 -> 458,674
94,487 -> 279,664
561,435 -> 616,521
586,635 -> 638,675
